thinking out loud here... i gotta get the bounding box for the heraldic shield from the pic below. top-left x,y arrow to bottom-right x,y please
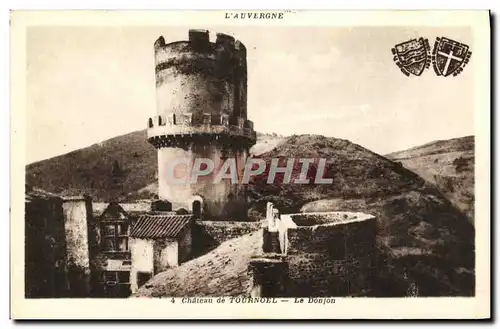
432,37 -> 472,77
391,38 -> 431,76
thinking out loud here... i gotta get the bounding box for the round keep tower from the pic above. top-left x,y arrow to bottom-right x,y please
147,29 -> 256,220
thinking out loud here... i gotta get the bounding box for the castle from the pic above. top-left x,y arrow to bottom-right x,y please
147,29 -> 256,221
25,29 -> 377,299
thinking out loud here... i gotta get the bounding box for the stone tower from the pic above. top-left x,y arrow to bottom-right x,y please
147,29 -> 256,220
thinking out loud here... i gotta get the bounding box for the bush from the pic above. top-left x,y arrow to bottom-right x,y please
453,157 -> 468,173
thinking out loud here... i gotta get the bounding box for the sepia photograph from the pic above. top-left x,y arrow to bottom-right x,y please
10,10 -> 491,319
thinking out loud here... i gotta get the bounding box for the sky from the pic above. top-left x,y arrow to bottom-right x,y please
26,26 -> 474,164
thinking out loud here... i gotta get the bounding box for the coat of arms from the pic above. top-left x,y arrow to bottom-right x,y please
431,37 -> 472,77
391,38 -> 431,76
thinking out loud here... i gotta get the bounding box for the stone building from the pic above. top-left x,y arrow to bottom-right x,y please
89,201 -> 155,298
25,184 -> 197,298
146,29 -> 257,220
61,195 -> 94,295
25,186 -> 68,297
25,186 -> 93,297
25,188 -> 158,298
129,212 -> 194,294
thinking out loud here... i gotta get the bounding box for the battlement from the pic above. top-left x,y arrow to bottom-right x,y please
154,30 -> 247,74
148,113 -> 254,130
146,113 -> 256,148
154,30 -> 245,52
189,29 -> 209,45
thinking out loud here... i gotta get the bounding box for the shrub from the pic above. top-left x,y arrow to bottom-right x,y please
453,157 -> 468,173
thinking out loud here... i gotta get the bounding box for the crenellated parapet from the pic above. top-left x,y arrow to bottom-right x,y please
154,30 -> 247,74
148,113 -> 254,130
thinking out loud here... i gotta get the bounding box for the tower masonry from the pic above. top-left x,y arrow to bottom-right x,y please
147,29 -> 257,220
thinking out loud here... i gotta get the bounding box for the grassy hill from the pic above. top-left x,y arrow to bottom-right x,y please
386,136 -> 474,222
26,130 -> 157,201
128,134 -> 474,297
26,130 -> 285,201
245,134 -> 474,296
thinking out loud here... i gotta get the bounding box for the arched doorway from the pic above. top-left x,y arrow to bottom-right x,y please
189,195 -> 204,219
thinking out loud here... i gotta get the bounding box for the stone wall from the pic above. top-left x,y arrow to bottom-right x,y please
277,214 -> 296,255
61,196 -> 93,296
262,227 -> 281,253
201,221 -> 262,242
153,30 -> 247,121
178,225 -> 192,263
248,256 -> 288,297
130,237 -> 154,294
62,197 -> 91,269
284,213 -> 377,297
192,220 -> 262,256
25,196 -> 68,297
155,145 -> 251,221
154,239 -> 179,272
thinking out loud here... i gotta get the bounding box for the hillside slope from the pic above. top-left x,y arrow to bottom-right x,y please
133,134 -> 474,297
386,136 -> 474,222
26,130 -> 157,201
246,135 -> 474,296
26,131 -> 285,201
134,230 -> 263,297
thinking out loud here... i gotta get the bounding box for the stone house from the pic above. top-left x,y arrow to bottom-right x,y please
25,186 -> 68,297
25,186 -> 93,298
90,202 -> 151,298
129,213 -> 194,294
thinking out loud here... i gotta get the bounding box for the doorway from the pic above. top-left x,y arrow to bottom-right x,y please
137,271 -> 153,288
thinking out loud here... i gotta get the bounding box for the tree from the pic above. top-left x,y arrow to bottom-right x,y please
112,160 -> 123,178
111,160 -> 125,200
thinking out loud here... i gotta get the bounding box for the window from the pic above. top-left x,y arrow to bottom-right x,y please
137,272 -> 153,288
101,222 -> 129,252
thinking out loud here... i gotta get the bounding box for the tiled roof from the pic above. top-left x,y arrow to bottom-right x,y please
130,214 -> 193,239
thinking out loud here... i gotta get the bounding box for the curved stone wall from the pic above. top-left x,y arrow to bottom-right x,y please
153,30 -> 248,125
283,212 -> 377,297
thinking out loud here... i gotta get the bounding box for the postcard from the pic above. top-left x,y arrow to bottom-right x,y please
10,10 -> 491,319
